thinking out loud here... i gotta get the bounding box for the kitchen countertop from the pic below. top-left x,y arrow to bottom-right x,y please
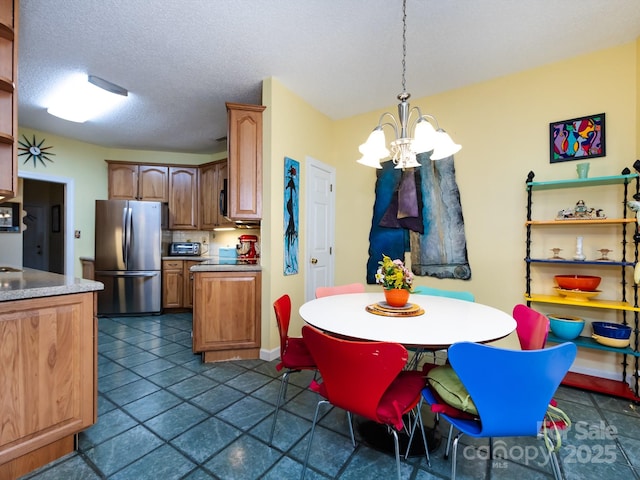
190,258 -> 262,272
0,268 -> 104,302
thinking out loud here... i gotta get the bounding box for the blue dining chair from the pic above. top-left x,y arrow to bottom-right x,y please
421,341 -> 577,480
407,286 -> 475,369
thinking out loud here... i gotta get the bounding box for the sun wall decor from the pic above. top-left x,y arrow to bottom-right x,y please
18,134 -> 56,167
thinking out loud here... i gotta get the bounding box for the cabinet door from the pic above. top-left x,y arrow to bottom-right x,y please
226,103 -> 265,220
0,0 -> 17,200
199,161 -> 233,229
108,163 -> 138,200
193,271 -> 261,353
0,293 -> 95,465
183,260 -> 200,308
162,260 -> 183,308
168,167 -> 198,229
138,165 -> 169,202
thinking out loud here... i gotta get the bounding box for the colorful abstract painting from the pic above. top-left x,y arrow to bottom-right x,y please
284,157 -> 299,275
550,113 -> 605,163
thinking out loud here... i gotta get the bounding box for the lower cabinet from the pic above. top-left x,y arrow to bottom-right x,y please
0,292 -> 97,479
162,260 -> 201,309
192,270 -> 261,362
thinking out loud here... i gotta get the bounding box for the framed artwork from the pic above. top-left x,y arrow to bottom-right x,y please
284,157 -> 299,275
550,113 -> 605,163
0,202 -> 20,232
51,204 -> 61,233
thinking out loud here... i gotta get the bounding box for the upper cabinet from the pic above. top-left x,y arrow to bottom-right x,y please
226,102 -> 265,220
0,0 -> 18,200
168,166 -> 198,230
199,160 -> 234,229
107,161 -> 169,202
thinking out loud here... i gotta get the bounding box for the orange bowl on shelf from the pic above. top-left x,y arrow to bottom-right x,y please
554,275 -> 601,291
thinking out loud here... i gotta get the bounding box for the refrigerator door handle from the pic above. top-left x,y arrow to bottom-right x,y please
123,206 -> 133,267
96,271 -> 159,278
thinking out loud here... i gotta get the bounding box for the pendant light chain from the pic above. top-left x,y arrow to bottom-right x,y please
401,0 -> 407,94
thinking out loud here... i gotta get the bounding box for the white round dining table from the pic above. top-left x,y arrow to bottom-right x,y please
299,292 -> 516,348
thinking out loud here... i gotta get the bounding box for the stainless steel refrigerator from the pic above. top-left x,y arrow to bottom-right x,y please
94,200 -> 167,315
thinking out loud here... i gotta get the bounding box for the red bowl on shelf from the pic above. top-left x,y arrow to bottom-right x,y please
554,275 -> 601,291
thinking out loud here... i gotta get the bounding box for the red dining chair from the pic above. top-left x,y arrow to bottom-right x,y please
513,303 -> 550,350
315,282 -> 365,298
268,294 -> 317,446
300,325 -> 429,480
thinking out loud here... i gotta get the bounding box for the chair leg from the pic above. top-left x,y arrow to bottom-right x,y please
414,402 -> 431,467
548,445 -> 564,480
444,424 -> 454,459
346,411 -> 356,447
301,399 -> 329,480
450,431 -> 464,480
390,428 -> 402,480
269,369 -> 292,446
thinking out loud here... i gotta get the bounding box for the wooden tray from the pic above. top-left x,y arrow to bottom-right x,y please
365,302 -> 425,317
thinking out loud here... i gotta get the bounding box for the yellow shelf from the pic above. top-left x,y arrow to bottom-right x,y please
525,293 -> 640,312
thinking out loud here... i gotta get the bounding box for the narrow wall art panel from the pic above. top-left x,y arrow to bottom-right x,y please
284,157 -> 299,275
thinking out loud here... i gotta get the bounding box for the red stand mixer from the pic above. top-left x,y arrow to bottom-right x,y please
236,235 -> 259,263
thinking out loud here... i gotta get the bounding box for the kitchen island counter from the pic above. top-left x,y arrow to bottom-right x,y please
0,267 -> 104,302
190,258 -> 262,272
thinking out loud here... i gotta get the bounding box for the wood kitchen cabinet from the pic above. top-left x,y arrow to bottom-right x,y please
0,292 -> 97,479
199,160 -> 234,229
106,161 -> 169,202
192,270 -> 262,362
162,259 -> 201,309
0,0 -> 18,200
168,166 -> 198,230
226,102 -> 266,220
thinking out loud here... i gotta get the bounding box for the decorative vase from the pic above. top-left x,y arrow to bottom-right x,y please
384,288 -> 410,307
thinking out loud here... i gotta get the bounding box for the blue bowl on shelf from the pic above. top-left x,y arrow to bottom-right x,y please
591,322 -> 631,339
548,314 -> 585,340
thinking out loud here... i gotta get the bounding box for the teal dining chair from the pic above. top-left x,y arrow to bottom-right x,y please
420,341 -> 576,480
407,286 -> 475,369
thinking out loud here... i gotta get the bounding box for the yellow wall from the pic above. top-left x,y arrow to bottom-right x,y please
261,77 -> 336,349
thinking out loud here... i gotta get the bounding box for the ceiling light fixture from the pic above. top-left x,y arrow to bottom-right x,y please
357,0 -> 461,169
47,74 -> 128,123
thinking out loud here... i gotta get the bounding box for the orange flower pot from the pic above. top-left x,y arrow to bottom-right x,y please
384,288 -> 410,307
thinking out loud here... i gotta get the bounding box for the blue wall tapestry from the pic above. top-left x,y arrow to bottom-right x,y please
284,157 -> 299,275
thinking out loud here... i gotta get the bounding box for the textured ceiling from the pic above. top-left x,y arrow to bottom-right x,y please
17,0 -> 640,154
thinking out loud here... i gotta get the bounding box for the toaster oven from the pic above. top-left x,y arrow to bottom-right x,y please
169,242 -> 201,256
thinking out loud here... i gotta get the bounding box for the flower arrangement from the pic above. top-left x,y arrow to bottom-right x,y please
375,254 -> 414,291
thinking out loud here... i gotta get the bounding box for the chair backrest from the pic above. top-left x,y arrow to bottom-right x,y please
512,304 -> 550,350
447,341 -> 576,438
302,325 -> 407,423
412,285 -> 475,302
315,282 -> 365,298
273,294 -> 292,359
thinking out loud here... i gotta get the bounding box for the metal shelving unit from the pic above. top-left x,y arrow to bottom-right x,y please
525,166 -> 640,402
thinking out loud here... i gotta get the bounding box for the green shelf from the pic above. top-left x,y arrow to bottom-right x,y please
547,333 -> 639,356
527,173 -> 638,190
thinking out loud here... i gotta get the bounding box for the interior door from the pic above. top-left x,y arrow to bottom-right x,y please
22,204 -> 48,271
305,157 -> 336,301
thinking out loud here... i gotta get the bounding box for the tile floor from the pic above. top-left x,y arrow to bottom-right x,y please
19,313 -> 640,480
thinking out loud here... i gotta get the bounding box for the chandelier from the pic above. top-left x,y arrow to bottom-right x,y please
357,0 -> 461,169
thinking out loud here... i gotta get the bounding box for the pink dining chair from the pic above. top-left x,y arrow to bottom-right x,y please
269,294 -> 317,446
513,303 -> 550,350
315,282 -> 365,298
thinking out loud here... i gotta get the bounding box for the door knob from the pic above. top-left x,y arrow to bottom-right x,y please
311,258 -> 318,264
